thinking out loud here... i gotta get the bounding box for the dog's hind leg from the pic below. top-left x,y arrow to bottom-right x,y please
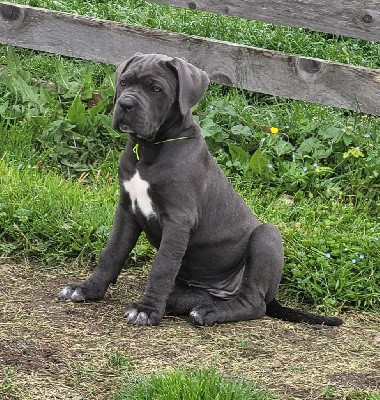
190,223 -> 284,326
166,282 -> 219,316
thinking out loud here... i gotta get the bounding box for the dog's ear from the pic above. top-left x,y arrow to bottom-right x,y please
168,58 -> 209,115
113,53 -> 144,104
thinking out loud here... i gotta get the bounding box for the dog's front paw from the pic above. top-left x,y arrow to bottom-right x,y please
189,305 -> 219,326
58,283 -> 106,302
124,302 -> 164,326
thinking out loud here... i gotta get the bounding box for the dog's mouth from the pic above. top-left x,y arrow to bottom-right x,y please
112,104 -> 159,142
118,123 -> 132,133
117,124 -> 155,142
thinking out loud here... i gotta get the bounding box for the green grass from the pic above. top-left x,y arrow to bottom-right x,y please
2,154 -> 378,309
0,159 -> 116,263
1,44 -> 379,312
111,369 -> 277,400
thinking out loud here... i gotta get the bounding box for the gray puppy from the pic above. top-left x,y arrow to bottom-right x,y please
59,53 -> 342,327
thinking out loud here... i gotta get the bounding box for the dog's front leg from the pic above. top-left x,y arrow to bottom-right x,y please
59,195 -> 142,302
125,221 -> 191,326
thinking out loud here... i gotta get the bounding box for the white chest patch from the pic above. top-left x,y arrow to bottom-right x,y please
123,171 -> 156,218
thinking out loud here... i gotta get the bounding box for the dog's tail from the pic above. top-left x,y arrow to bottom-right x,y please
265,299 -> 343,326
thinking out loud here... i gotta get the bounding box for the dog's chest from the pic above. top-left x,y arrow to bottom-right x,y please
123,170 -> 156,218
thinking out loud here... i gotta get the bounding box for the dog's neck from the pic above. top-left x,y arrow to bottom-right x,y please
130,113 -> 198,162
132,112 -> 195,145
155,111 -> 194,141
132,136 -> 191,161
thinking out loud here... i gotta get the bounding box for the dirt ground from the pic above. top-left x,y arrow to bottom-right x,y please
1,261 -> 379,400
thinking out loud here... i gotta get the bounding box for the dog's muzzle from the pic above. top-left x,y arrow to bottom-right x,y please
114,94 -> 140,133
118,95 -> 138,112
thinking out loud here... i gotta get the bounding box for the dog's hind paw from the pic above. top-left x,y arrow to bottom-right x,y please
189,306 -> 218,326
189,309 -> 203,324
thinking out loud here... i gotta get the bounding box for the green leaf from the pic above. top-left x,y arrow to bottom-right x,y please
16,76 -> 40,104
314,146 -> 333,160
200,118 -> 227,142
342,133 -> 354,146
228,143 -> 249,163
55,62 -> 71,91
274,138 -> 293,156
297,137 -> 323,153
6,46 -> 21,74
318,126 -> 342,142
67,94 -> 86,132
230,124 -> 252,138
295,137 -> 325,160
222,104 -> 237,116
78,67 -> 96,100
88,99 -> 110,121
0,101 -> 9,116
249,149 -> 270,174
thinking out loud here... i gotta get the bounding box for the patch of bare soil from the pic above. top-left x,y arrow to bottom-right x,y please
1,261 -> 379,400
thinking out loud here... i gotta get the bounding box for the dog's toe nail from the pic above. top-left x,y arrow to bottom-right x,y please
135,312 -> 148,325
190,309 -> 203,325
71,288 -> 85,302
58,286 -> 73,300
125,309 -> 150,325
125,308 -> 138,323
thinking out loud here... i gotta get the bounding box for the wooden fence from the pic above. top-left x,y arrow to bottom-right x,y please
0,1 -> 379,115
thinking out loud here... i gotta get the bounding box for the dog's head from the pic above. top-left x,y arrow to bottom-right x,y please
112,53 -> 209,142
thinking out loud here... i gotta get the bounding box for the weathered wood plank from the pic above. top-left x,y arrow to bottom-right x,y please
150,0 -> 380,43
1,2 -> 379,115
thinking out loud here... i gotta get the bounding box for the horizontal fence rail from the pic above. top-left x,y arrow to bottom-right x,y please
0,2 -> 379,115
150,0 -> 380,43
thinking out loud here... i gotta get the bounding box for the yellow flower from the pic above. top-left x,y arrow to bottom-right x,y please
270,127 -> 279,134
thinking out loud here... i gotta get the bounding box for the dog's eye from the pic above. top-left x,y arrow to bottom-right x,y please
151,86 -> 162,92
120,80 -> 127,87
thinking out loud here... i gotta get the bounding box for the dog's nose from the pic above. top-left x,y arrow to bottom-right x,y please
118,95 -> 137,111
